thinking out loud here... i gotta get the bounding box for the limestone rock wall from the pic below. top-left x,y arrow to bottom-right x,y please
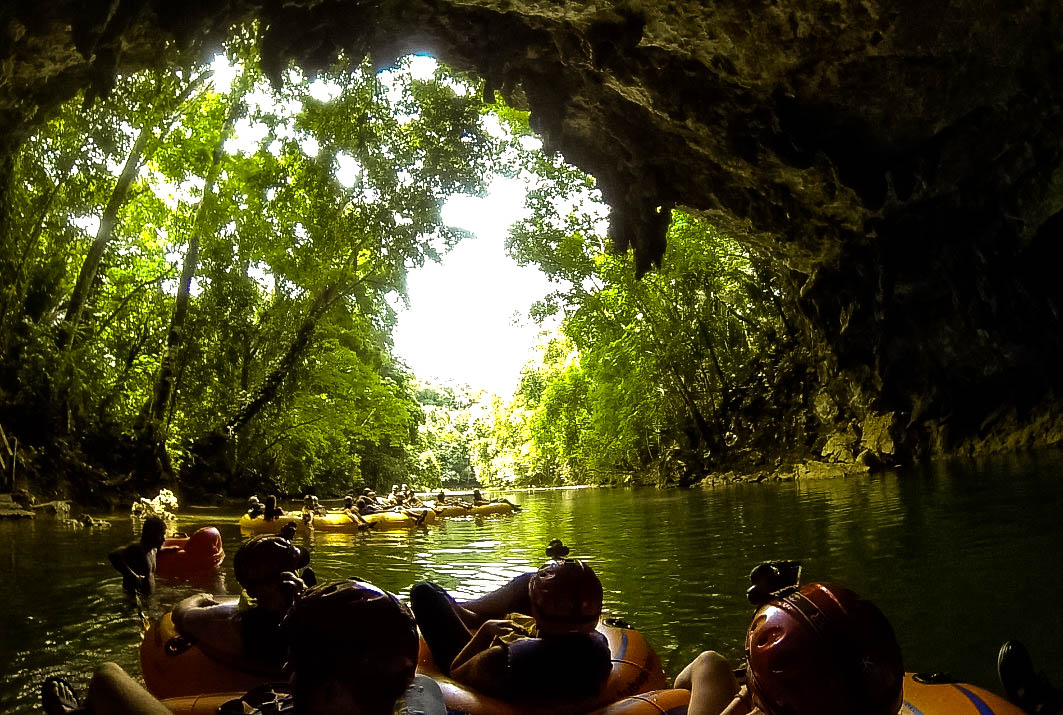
3,0 -> 1063,458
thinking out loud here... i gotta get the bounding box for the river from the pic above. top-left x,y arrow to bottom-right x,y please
2,451 -> 1062,713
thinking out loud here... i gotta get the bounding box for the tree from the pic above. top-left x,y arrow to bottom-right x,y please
495,121 -> 787,485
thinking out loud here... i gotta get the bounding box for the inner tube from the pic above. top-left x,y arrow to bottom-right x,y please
308,509 -> 439,532
415,618 -> 669,714
162,688 -> 693,715
237,513 -> 304,534
156,527 -> 225,579
901,672 -> 1024,714
140,610 -> 282,700
428,502 -> 514,518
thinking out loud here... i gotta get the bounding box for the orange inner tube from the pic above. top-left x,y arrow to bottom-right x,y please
156,527 -> 225,579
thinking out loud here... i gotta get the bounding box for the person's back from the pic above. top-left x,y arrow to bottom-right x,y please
263,495 -> 284,521
412,542 -> 611,701
246,496 -> 265,518
109,516 -> 167,594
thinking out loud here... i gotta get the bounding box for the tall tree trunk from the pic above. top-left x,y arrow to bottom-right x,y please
224,281 -> 344,435
61,75 -> 204,351
144,88 -> 243,438
183,279 -> 346,492
0,155 -> 73,358
59,127 -> 151,350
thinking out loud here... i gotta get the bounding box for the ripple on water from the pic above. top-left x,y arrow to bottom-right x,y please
4,463 -> 1063,712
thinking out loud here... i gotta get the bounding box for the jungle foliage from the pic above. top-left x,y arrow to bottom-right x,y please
0,34 -> 506,500
0,27 -> 795,500
468,148 -> 796,487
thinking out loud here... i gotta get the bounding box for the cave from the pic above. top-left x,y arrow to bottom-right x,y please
3,0 -> 1063,464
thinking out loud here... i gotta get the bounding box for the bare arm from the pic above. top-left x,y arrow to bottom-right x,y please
108,545 -> 151,593
172,599 -> 257,671
449,625 -> 513,695
449,620 -> 518,673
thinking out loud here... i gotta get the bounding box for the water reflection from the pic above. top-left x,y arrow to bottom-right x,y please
2,452 -> 1063,712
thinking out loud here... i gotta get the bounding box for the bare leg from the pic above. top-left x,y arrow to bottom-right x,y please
410,583 -> 474,674
675,651 -> 743,715
459,572 -> 533,624
82,662 -> 171,715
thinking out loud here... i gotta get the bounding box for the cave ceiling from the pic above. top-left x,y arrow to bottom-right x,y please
4,0 -> 1063,435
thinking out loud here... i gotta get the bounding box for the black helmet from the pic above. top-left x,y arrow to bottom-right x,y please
283,579 -> 418,701
234,535 -> 310,594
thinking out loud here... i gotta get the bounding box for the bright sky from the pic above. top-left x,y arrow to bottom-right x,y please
393,179 -> 559,397
144,53 -> 565,397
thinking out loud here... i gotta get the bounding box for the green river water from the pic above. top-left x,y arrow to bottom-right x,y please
3,451 -> 1063,713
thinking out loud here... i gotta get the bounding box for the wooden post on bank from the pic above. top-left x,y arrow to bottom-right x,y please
0,424 -> 14,492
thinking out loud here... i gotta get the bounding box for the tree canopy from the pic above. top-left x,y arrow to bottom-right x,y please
0,27 -> 795,501
0,33 -> 509,499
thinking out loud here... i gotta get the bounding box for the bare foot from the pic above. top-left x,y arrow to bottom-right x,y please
42,676 -> 80,715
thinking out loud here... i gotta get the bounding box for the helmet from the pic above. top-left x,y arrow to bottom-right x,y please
248,496 -> 261,504
745,582 -> 903,715
283,579 -> 417,696
234,535 -> 310,594
529,559 -> 603,633
185,527 -> 223,558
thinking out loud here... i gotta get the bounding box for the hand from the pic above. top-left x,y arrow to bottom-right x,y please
479,619 -> 519,639
277,571 -> 306,602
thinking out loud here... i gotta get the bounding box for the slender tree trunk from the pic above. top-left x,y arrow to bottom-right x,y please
59,127 -> 151,349
61,76 -> 204,351
145,89 -> 243,435
182,279 -> 346,491
223,281 -> 344,435
0,155 -> 73,357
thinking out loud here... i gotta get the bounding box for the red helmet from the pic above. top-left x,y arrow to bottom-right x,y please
529,559 -> 603,633
233,535 -> 310,594
185,527 -> 223,558
745,582 -> 903,715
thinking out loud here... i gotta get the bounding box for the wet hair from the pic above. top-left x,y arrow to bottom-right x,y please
141,516 -> 167,544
